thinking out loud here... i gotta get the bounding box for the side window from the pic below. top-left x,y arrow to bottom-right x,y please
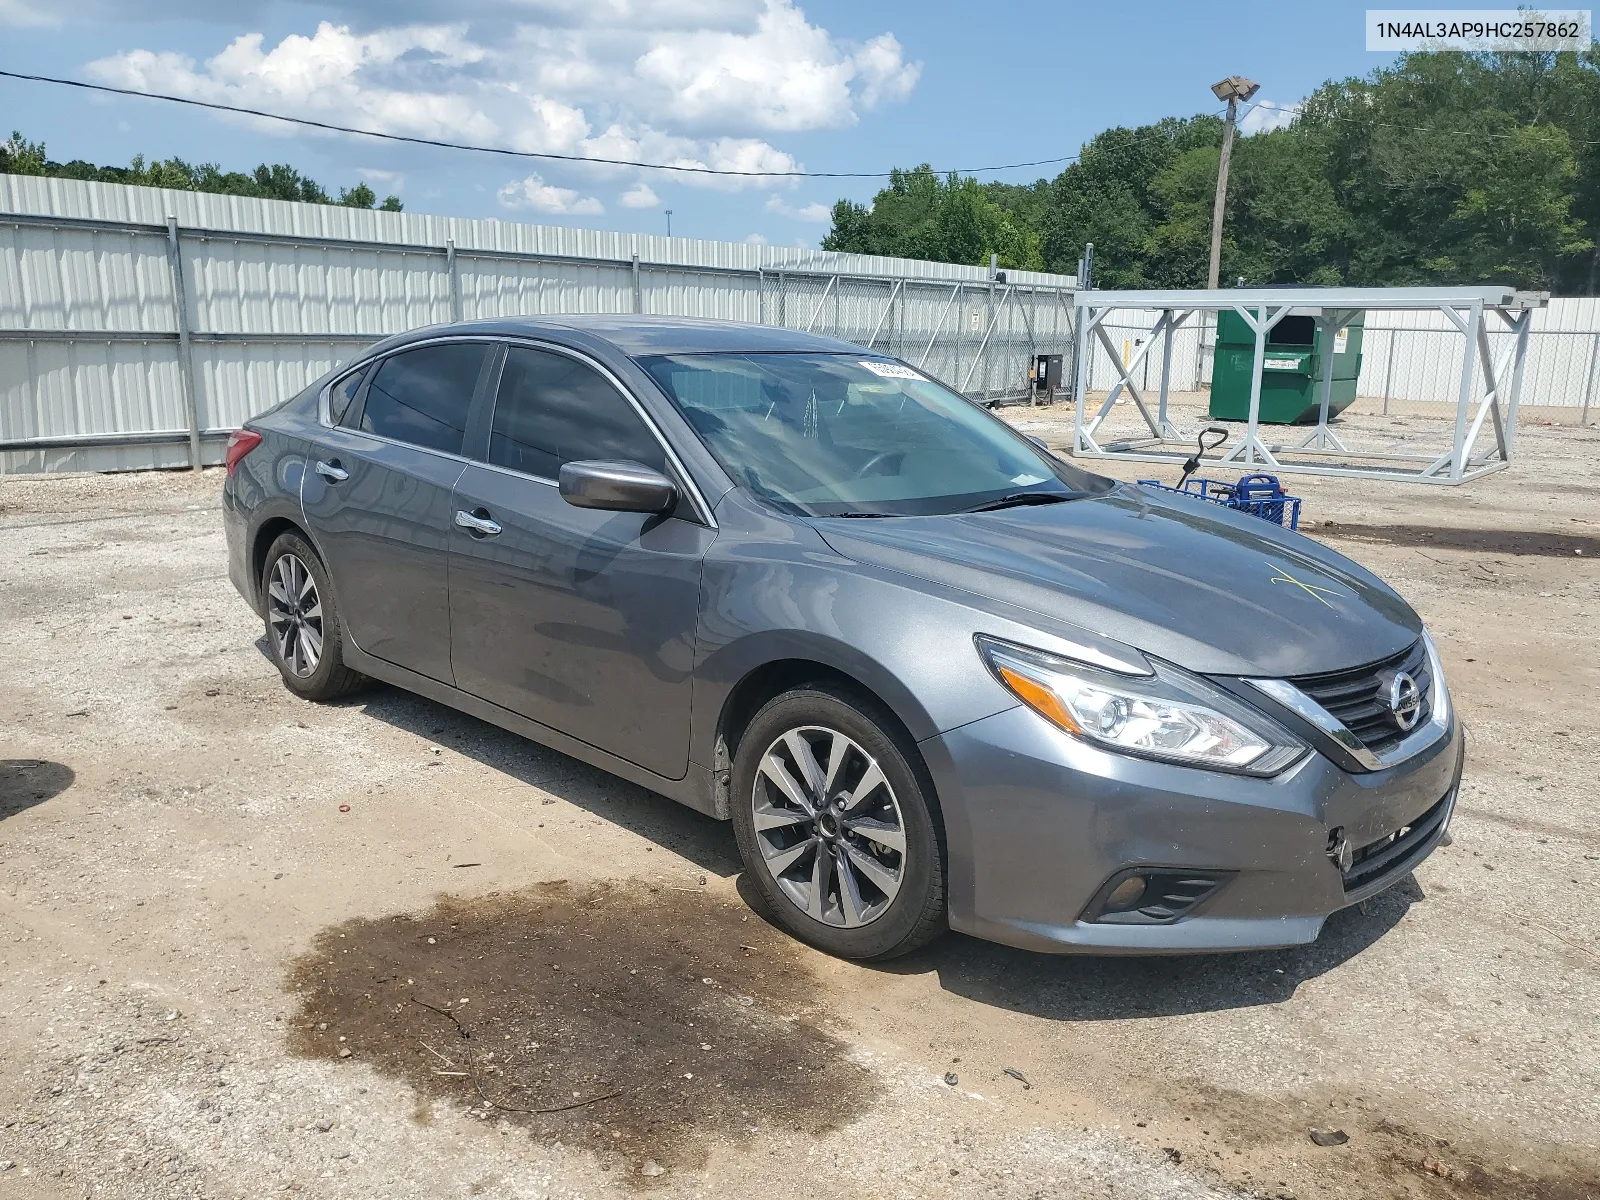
488,347 -> 668,479
329,365 -> 367,427
360,343 -> 486,455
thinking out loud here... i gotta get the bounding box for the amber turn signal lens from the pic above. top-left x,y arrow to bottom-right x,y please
995,664 -> 1083,734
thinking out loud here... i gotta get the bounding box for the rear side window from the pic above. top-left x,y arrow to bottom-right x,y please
329,366 -> 367,426
360,343 -> 486,455
488,347 -> 667,478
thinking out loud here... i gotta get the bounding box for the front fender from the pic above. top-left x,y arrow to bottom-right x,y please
687,497 -> 1034,770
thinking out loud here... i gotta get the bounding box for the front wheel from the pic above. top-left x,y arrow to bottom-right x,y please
730,685 -> 946,960
261,531 -> 368,702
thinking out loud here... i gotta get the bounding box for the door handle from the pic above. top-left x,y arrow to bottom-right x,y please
454,509 -> 502,537
315,460 -> 349,482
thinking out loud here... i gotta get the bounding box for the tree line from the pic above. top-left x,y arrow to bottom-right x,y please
823,48 -> 1600,294
1,131 -> 403,212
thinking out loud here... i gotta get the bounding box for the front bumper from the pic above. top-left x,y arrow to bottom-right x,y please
920,703 -> 1464,954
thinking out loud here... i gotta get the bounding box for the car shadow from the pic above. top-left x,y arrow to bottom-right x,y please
343,679 -> 741,879
867,875 -> 1426,1020
263,642 -> 1422,1022
1,759 -> 75,820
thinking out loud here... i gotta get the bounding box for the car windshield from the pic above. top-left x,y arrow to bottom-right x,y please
638,352 -> 1109,517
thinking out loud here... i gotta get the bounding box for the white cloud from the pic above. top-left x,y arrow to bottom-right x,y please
357,167 -> 406,190
619,182 -> 661,208
1240,98 -> 1299,136
81,1 -> 920,193
765,195 -> 832,222
745,232 -> 768,245
633,1 -> 919,133
851,33 -> 920,109
90,24 -> 501,144
497,173 -> 604,215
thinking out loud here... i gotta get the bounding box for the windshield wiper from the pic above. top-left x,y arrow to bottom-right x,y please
963,491 -> 1074,513
832,511 -> 899,518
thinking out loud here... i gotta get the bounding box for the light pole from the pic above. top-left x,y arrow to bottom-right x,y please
1207,75 -> 1259,289
665,209 -> 673,238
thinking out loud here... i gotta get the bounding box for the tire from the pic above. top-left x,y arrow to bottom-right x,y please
730,684 -> 946,960
260,531 -> 368,702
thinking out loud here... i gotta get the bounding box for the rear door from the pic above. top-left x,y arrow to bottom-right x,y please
301,340 -> 491,684
447,343 -> 715,779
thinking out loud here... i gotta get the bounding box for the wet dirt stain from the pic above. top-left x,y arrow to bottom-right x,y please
1166,1082 -> 1600,1200
1314,521 -> 1599,559
1370,1120 -> 1600,1200
284,880 -> 879,1179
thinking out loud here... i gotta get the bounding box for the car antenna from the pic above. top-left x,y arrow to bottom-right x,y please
1178,426 -> 1229,489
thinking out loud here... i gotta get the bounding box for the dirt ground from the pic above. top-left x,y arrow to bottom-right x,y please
1,409 -> 1597,1200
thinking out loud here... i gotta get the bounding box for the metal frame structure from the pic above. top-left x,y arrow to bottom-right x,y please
760,268 -> 1071,404
1071,286 -> 1549,483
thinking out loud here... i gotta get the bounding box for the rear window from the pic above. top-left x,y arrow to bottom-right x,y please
329,366 -> 367,426
360,344 -> 486,456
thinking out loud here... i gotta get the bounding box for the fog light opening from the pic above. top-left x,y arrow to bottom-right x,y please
1326,827 -> 1354,873
1105,876 -> 1147,911
1084,868 -> 1232,925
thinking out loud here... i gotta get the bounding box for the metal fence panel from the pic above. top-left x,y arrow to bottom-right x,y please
1,174 -> 1077,474
0,222 -> 175,332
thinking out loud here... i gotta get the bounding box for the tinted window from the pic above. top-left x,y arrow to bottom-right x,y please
488,347 -> 667,478
329,366 -> 367,426
360,343 -> 485,455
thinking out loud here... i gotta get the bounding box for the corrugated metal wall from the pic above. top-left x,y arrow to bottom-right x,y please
0,175 -> 1077,474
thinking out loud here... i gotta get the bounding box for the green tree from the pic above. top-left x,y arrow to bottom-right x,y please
821,166 -> 1042,269
0,132 -> 404,213
822,45 -> 1600,292
0,131 -> 48,175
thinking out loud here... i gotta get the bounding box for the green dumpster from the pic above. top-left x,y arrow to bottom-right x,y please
1208,310 -> 1364,424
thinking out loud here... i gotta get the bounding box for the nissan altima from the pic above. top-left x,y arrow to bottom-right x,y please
222,316 -> 1462,960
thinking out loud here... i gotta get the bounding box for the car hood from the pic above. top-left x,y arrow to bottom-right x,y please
812,484 -> 1421,678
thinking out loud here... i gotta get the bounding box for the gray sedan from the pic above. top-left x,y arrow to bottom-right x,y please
222,316 -> 1463,960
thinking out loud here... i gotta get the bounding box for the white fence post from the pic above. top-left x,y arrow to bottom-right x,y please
164,216 -> 201,471
1583,331 -> 1599,425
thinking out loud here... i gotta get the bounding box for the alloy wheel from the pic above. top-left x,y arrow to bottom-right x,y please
267,552 -> 324,678
751,725 -> 906,928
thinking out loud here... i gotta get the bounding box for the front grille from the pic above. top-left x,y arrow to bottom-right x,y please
1292,638 -> 1431,755
1342,792 -> 1452,895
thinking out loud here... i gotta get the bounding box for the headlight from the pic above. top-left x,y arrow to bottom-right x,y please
976,635 -> 1305,776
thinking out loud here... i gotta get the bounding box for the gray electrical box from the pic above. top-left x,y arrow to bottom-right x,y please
1032,353 -> 1063,398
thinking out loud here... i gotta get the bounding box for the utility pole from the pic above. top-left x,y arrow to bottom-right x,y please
665,209 -> 673,238
1207,75 -> 1259,289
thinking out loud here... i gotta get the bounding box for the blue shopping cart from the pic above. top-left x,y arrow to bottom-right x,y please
1137,472 -> 1303,530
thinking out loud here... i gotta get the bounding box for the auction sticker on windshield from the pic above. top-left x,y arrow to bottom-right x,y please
859,361 -> 923,379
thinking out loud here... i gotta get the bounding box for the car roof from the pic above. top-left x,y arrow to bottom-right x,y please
379,315 -> 872,357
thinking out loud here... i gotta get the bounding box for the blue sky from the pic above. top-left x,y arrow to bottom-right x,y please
1,0 -> 1401,246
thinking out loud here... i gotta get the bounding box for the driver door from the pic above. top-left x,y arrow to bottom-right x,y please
447,344 -> 715,779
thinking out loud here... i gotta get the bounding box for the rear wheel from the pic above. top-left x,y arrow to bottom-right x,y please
261,532 -> 367,701
730,685 -> 946,960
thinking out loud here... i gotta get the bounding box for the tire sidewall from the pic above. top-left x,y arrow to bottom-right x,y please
262,532 -> 344,697
730,686 -> 945,960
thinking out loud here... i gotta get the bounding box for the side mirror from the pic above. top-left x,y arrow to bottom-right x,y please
558,460 -> 678,514
1027,435 -> 1050,450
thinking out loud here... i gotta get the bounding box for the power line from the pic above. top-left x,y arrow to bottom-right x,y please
0,68 -> 1087,179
